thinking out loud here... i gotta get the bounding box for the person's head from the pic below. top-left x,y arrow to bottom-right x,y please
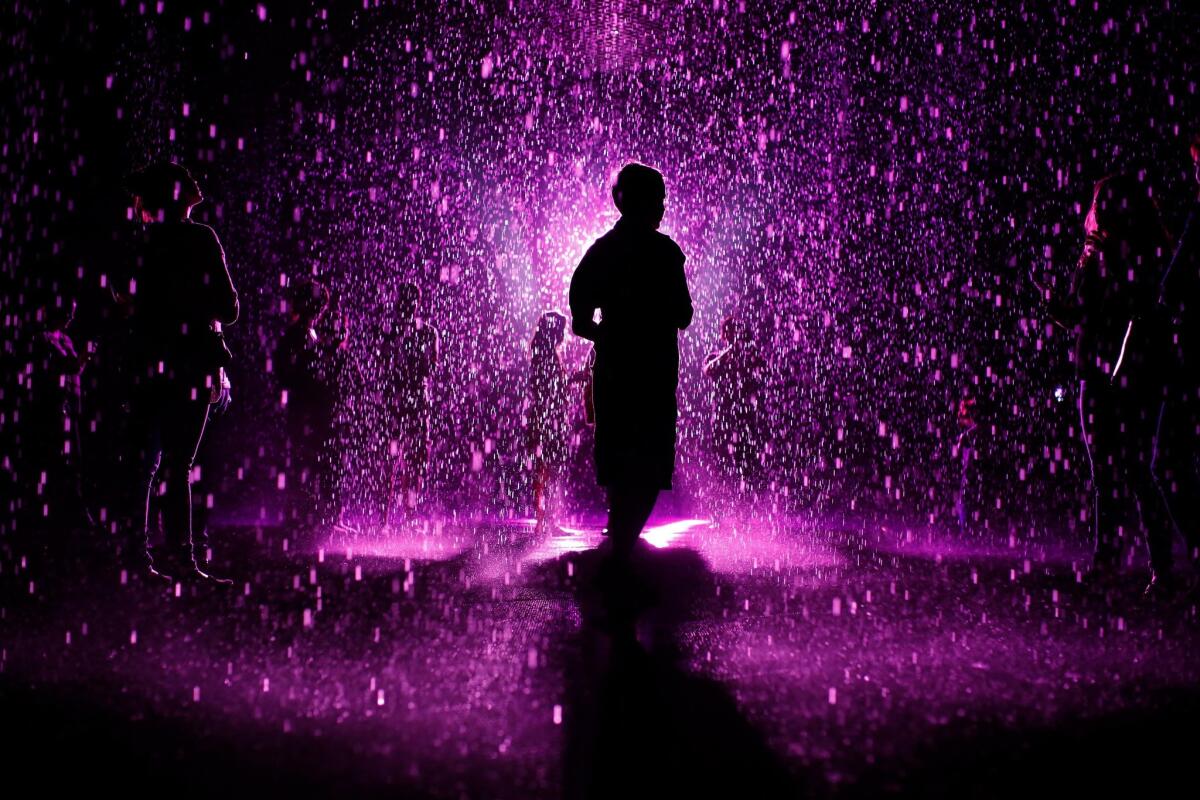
1085,172 -> 1168,249
533,311 -> 566,350
612,163 -> 666,229
396,282 -> 421,323
289,278 -> 330,326
127,161 -> 203,223
1190,132 -> 1200,187
721,315 -> 749,345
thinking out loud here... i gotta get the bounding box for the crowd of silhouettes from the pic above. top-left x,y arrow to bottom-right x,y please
7,141 -> 1200,602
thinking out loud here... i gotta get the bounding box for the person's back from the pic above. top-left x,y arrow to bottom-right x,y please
574,222 -> 691,382
390,323 -> 438,417
526,314 -> 571,458
131,220 -> 238,383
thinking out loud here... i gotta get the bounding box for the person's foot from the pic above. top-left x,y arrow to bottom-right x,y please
158,548 -> 234,586
190,564 -> 234,586
144,560 -> 176,584
188,549 -> 235,585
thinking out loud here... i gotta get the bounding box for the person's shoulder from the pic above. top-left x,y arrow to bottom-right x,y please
585,230 -> 617,256
185,221 -> 223,245
652,231 -> 685,262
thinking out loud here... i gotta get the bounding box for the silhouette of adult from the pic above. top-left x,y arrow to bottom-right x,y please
1048,173 -> 1173,591
1151,133 -> 1200,589
19,291 -> 93,528
125,162 -> 238,583
275,278 -> 344,533
383,282 -> 438,525
569,163 -> 693,561
704,315 -> 767,496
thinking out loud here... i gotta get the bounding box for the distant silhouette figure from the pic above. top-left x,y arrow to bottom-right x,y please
125,162 -> 238,584
275,278 -> 345,533
704,315 -> 766,499
19,292 -> 93,527
384,282 -> 438,525
524,311 -> 578,532
569,163 -> 693,562
1047,173 -> 1173,590
1150,133 -> 1200,589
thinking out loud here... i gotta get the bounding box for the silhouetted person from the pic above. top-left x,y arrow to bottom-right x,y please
524,311 -> 585,532
384,282 -> 438,525
275,278 -> 345,533
569,163 -> 693,565
19,292 -> 93,528
1047,173 -> 1173,592
125,162 -> 238,584
953,386 -> 1001,533
704,315 -> 766,499
1150,132 -> 1200,587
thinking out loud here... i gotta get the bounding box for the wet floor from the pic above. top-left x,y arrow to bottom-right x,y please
2,514 -> 1198,798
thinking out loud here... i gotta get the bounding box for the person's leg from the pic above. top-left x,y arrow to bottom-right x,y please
157,396 -> 211,572
140,396 -> 166,572
1081,379 -> 1122,569
406,412 -> 430,513
532,458 -> 547,527
606,484 -> 660,561
1152,396 -> 1200,562
383,415 -> 403,527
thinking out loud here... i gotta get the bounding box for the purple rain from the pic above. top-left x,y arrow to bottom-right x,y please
2,1 -> 1199,798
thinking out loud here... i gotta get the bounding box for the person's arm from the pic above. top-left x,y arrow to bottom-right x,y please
569,247 -> 600,342
1047,240 -> 1098,330
704,347 -> 731,378
44,333 -> 87,375
1160,205 -> 1197,315
204,228 -> 240,325
424,325 -> 440,374
670,246 -> 694,330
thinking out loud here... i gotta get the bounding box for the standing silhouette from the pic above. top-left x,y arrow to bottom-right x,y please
1150,133 -> 1200,591
1047,173 -> 1173,591
524,311 -> 576,532
383,282 -> 438,526
125,162 -> 238,584
569,163 -> 693,563
275,278 -> 345,534
20,292 -> 93,528
704,315 -> 767,501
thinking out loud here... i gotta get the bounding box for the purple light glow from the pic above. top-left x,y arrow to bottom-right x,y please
3,1 -> 1199,796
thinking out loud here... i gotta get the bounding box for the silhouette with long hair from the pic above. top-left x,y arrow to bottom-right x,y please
1047,172 -> 1174,593
383,282 -> 438,526
524,311 -> 578,532
124,161 -> 238,584
569,163 -> 693,567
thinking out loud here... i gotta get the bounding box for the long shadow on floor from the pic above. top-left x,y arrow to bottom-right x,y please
552,542 -> 799,800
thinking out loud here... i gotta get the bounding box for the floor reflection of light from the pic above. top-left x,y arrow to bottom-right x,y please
641,518 -> 712,549
320,520 -> 473,562
523,526 -> 603,560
